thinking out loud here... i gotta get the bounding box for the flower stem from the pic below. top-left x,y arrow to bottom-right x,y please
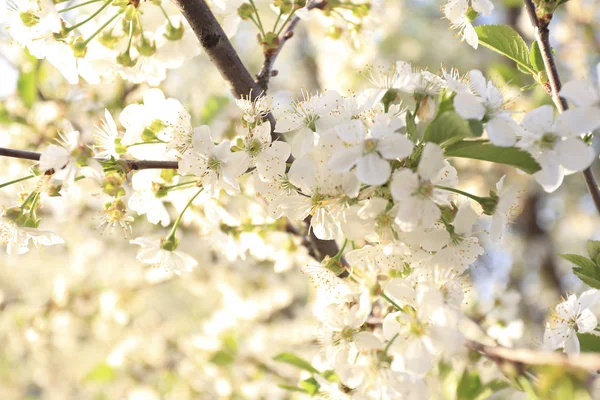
383,333 -> 399,356
166,187 -> 203,241
434,185 -> 485,203
0,175 -> 35,189
381,291 -> 403,312
65,0 -> 112,33
276,10 -> 295,37
333,238 -> 348,261
158,3 -> 175,29
249,0 -> 266,36
58,0 -> 103,14
82,11 -> 122,46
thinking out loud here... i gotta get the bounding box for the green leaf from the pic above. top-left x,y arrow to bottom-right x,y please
530,41 -> 545,72
300,377 -> 320,396
468,119 -> 484,137
424,111 -> 473,146
437,89 -> 456,116
559,254 -> 598,270
560,254 -> 600,289
577,333 -> 600,353
277,384 -> 308,393
17,58 -> 38,109
406,110 -> 418,143
457,369 -> 483,400
273,352 -> 320,374
475,25 -> 534,74
444,140 -> 541,174
83,363 -> 117,384
210,350 -> 235,366
587,240 -> 600,261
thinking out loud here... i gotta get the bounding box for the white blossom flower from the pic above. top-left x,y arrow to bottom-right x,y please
517,105 -> 595,192
559,62 -> 600,135
238,121 -> 291,183
453,70 -> 519,146
0,211 -> 64,255
179,125 -> 248,196
544,289 -> 600,355
443,0 -> 494,49
489,175 -> 521,242
383,282 -> 464,375
390,143 -> 458,231
39,128 -> 103,190
128,170 -> 171,227
328,117 -> 413,186
130,237 -> 197,275
94,109 -> 121,159
276,90 -> 343,157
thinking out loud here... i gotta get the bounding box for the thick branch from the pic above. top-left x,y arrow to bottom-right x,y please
523,0 -> 600,215
172,0 -> 280,141
0,147 -> 178,170
255,1 -> 327,91
468,340 -> 600,371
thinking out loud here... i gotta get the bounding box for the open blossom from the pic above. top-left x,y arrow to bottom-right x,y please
0,209 -> 64,255
276,90 -> 342,157
179,126 -> 248,196
383,282 -> 464,375
517,105 -> 595,193
128,170 -> 171,228
544,289 -> 600,355
238,121 -> 291,183
444,0 -> 494,49
39,128 -> 103,190
489,175 -> 521,242
94,109 -> 122,160
120,88 -> 192,154
559,62 -> 600,135
390,143 -> 457,231
328,116 -> 413,186
453,70 -> 519,146
130,237 -> 197,275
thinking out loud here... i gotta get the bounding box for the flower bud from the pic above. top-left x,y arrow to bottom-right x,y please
164,21 -> 184,41
20,12 -> 40,27
117,51 -> 138,67
160,236 -> 179,251
237,4 -> 254,20
136,37 -> 156,56
480,191 -> 499,216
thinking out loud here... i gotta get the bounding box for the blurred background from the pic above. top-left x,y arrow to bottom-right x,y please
1,0 -> 600,398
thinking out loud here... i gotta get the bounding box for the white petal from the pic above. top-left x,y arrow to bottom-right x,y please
418,143 -> 445,181
463,22 -> 478,49
328,147 -> 361,172
378,134 -> 414,159
354,331 -> 383,350
522,105 -> 555,135
558,107 -> 600,135
469,70 -> 487,96
555,137 -> 594,172
560,80 -> 599,107
472,0 -> 494,15
576,309 -> 598,334
356,153 -> 391,185
454,92 -> 485,120
485,116 -> 518,147
390,169 -> 419,201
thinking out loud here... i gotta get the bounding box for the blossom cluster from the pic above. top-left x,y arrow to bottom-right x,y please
2,56 -> 598,394
2,0 -> 200,85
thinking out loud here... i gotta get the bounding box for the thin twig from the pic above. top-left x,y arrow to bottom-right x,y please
0,147 -> 178,171
255,1 -> 327,91
523,0 -> 600,215
467,340 -> 600,371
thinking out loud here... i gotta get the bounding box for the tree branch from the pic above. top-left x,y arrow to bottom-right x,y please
171,0 -> 344,263
171,0 -> 281,141
255,1 -> 327,91
467,340 -> 600,371
523,0 -> 600,215
0,147 -> 178,170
